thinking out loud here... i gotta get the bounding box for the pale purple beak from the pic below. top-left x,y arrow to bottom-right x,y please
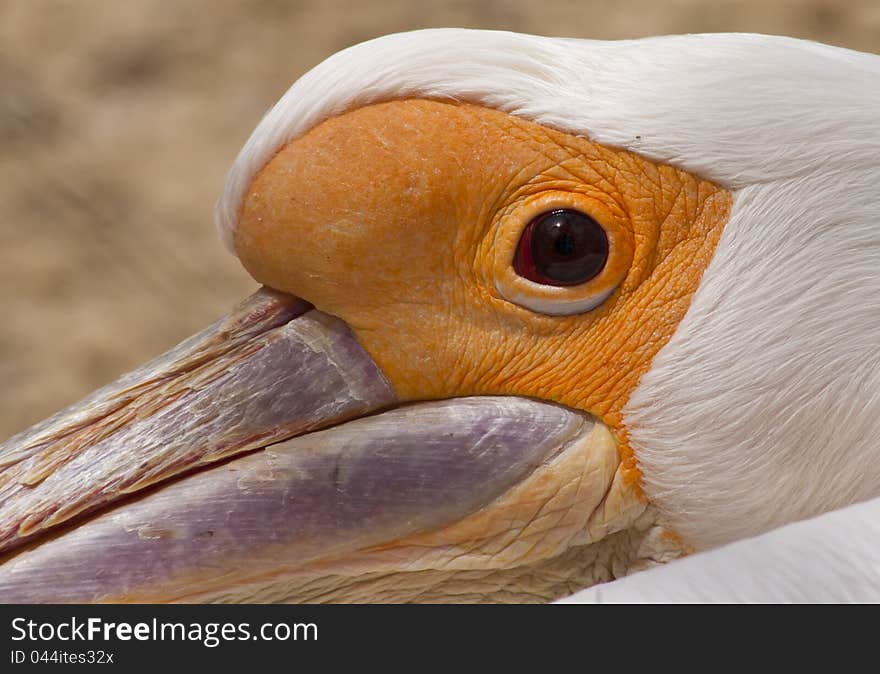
0,288 -> 596,602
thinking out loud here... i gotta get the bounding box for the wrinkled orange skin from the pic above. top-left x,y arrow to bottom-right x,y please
235,99 -> 731,488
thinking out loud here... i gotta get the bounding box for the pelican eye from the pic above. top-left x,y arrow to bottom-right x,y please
513,209 -> 609,286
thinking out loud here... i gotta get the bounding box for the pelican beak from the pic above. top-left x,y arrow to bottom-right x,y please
0,288 -> 630,603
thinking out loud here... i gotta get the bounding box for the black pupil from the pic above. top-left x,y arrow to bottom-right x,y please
521,209 -> 608,286
554,233 -> 576,256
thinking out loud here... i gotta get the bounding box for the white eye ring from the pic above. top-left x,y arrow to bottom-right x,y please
490,191 -> 633,317
494,282 -> 616,316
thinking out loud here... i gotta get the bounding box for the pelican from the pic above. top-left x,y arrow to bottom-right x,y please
0,29 -> 877,603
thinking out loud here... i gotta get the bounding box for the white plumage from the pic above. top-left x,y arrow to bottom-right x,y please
216,29 -> 880,590
560,495 -> 880,602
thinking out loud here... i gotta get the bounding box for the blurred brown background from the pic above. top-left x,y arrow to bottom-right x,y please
1,0 -> 878,439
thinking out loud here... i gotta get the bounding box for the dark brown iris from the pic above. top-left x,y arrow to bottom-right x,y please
513,209 -> 609,286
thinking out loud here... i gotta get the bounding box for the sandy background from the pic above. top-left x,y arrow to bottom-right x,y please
1,0 -> 878,439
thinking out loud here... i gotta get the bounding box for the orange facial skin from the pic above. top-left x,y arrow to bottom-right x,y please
235,99 -> 731,489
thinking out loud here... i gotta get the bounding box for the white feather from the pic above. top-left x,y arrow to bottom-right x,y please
216,28 -> 880,551
216,29 -> 879,247
558,496 -> 880,602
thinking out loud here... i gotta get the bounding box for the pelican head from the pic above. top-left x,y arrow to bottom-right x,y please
1,29 -> 878,602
